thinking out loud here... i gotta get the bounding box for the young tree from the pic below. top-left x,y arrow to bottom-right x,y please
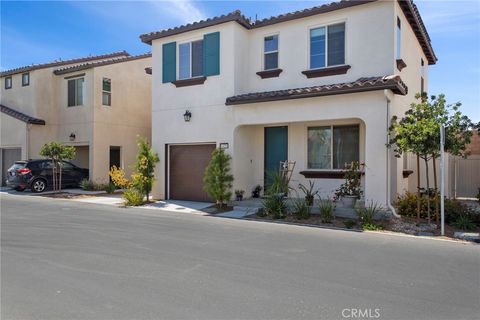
388,93 -> 476,222
39,142 -> 76,191
203,148 -> 234,207
132,137 -> 159,202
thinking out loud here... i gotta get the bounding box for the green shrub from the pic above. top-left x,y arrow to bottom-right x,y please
203,148 -> 233,207
80,179 -> 95,191
319,198 -> 334,223
292,197 -> 310,220
395,191 -> 431,218
344,219 -> 357,229
298,180 -> 318,206
262,194 -> 287,219
104,182 -> 116,194
453,214 -> 476,231
79,179 -> 108,191
123,188 -> 144,206
356,201 -> 381,225
362,223 -> 383,231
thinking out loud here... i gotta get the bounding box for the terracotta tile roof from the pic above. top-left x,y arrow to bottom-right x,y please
140,10 -> 251,44
52,53 -> 151,75
1,51 -> 130,77
0,104 -> 45,125
225,75 -> 408,105
140,0 -> 436,64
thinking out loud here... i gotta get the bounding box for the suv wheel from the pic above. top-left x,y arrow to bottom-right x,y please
31,179 -> 47,193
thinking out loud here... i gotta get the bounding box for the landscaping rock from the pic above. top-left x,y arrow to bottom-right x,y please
390,218 -> 437,235
454,232 -> 480,242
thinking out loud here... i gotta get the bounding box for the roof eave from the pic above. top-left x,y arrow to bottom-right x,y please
225,82 -> 407,106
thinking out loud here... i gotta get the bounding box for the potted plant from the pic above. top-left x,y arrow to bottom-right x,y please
298,180 -> 319,206
252,185 -> 262,198
334,161 -> 363,208
235,189 -> 245,201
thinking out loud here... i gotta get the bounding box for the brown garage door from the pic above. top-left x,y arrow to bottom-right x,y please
169,144 -> 216,202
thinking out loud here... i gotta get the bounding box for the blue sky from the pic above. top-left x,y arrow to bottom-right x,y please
1,0 -> 479,121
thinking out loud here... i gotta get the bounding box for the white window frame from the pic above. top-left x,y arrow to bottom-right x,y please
306,124 -> 360,170
5,76 -> 12,89
177,38 -> 203,80
308,20 -> 347,70
67,77 -> 84,107
102,77 -> 111,106
22,73 -> 30,86
263,34 -> 279,71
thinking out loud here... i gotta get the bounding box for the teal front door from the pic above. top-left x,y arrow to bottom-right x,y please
264,126 -> 288,188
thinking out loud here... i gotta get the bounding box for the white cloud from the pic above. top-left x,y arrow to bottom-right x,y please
149,0 -> 207,25
417,0 -> 480,34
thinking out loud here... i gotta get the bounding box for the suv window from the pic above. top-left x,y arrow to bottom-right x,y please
62,162 -> 75,169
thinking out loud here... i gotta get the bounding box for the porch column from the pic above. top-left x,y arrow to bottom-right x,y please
363,115 -> 388,207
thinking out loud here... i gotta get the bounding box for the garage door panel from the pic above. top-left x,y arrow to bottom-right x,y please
169,144 -> 215,202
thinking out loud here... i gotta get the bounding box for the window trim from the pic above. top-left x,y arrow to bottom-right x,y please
308,21 -> 347,71
67,77 -> 84,107
306,124 -> 360,170
263,33 -> 279,71
22,73 -> 30,86
177,38 -> 204,80
5,76 -> 12,89
102,77 -> 111,106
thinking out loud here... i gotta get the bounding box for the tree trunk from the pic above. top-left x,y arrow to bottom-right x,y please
52,159 -> 57,191
59,163 -> 62,192
432,155 -> 439,225
416,155 -> 421,220
424,157 -> 431,224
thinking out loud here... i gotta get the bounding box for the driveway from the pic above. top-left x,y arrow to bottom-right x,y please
1,194 -> 479,320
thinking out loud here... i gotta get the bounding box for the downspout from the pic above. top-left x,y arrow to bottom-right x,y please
26,123 -> 31,160
384,90 -> 400,217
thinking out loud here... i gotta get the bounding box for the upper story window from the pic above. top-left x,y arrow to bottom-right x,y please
310,23 -> 345,69
307,125 -> 359,169
22,73 -> 30,86
102,78 -> 111,106
5,76 -> 12,89
420,58 -> 425,94
396,17 -> 401,59
264,35 -> 279,70
162,32 -> 219,85
67,77 -> 84,107
179,39 -> 204,80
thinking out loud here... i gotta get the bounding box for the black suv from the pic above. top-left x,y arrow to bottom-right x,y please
5,159 -> 89,193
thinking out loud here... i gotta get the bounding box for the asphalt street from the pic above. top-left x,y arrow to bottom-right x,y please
1,193 -> 479,320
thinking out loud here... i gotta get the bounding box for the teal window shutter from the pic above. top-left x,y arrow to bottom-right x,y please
162,42 -> 176,83
203,32 -> 220,76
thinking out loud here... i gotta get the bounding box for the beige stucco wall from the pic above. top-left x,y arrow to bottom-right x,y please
149,1 -> 404,204
90,57 -> 152,182
1,55 -> 151,183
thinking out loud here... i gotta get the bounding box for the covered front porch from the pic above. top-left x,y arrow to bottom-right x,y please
232,114 -> 387,206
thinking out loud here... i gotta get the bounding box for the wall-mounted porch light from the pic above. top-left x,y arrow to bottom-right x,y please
69,133 -> 76,141
183,110 -> 192,122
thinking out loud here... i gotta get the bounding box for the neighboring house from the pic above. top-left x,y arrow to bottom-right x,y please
141,0 -> 436,206
0,51 -> 152,185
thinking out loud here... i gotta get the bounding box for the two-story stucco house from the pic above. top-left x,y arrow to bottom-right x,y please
0,51 -> 152,185
141,0 -> 436,208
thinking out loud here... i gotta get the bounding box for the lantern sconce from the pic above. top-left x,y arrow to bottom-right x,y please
183,110 -> 192,122
69,133 -> 76,141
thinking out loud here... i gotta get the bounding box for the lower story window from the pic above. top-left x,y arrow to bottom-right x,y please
308,124 -> 359,169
